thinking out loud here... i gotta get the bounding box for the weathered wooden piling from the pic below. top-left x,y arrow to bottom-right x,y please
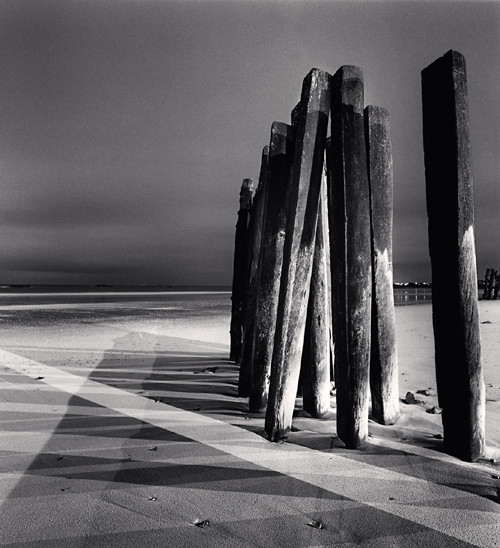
248,122 -> 294,413
493,270 -> 500,300
301,166 -> 332,418
485,268 -> 495,300
328,66 -> 372,448
483,268 -> 492,300
292,100 -> 305,401
238,148 -> 268,396
230,178 -> 254,363
324,138 -> 335,387
487,269 -> 497,300
265,68 -> 331,441
365,105 -> 399,425
422,50 -> 485,461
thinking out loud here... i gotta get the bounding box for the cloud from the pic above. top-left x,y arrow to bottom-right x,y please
0,174 -> 175,228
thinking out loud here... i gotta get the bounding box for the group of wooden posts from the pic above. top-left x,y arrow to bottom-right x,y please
483,268 -> 500,300
230,50 -> 485,462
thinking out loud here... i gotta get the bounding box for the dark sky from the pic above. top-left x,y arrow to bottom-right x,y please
1,0 -> 498,285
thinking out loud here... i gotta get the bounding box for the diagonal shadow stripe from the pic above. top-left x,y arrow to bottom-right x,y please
1,344 -> 499,548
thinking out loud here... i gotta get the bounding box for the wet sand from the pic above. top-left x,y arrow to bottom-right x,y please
0,292 -> 498,546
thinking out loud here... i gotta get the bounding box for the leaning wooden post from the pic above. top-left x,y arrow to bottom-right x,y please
325,138 -> 335,387
230,179 -> 254,362
238,148 -> 268,396
265,69 -> 331,441
301,165 -> 332,417
422,50 -> 485,461
291,101 -> 305,399
249,123 -> 294,412
328,66 -> 372,448
365,105 -> 399,425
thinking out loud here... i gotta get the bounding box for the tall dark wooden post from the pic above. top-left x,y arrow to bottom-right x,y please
265,69 -> 331,441
328,66 -> 372,449
483,269 -> 491,300
238,148 -> 268,396
493,270 -> 500,300
487,269 -> 496,300
230,179 -> 254,362
422,50 -> 485,461
365,105 -> 399,425
301,165 -> 332,417
249,122 -> 294,413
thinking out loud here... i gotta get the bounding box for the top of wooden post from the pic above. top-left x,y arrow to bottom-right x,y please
239,178 -> 254,211
331,65 -> 364,114
270,121 -> 295,158
365,105 -> 389,124
291,102 -> 302,127
421,49 -> 473,226
301,68 -> 331,113
422,49 -> 466,79
257,146 -> 270,190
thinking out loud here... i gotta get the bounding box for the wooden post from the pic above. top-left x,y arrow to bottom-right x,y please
422,50 -> 485,461
292,101 -> 305,400
265,68 -> 331,441
328,66 -> 372,449
238,147 -> 268,396
487,269 -> 496,300
482,268 -> 491,300
325,138 -> 335,388
249,122 -> 294,413
365,105 -> 399,425
494,270 -> 500,300
230,179 -> 254,362
301,165 -> 332,417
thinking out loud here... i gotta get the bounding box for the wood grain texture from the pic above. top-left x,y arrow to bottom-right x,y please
301,166 -> 332,418
265,69 -> 331,441
422,50 -> 485,461
249,122 -> 294,413
328,66 -> 371,449
230,179 -> 254,363
238,148 -> 268,396
365,105 -> 399,426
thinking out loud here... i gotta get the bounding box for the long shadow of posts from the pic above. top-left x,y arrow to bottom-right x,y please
3,331 -> 243,503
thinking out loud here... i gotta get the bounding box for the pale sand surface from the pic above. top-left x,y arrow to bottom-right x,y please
0,292 -> 498,547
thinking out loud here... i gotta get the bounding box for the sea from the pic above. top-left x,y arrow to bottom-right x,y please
0,285 -> 432,307
393,287 -> 432,306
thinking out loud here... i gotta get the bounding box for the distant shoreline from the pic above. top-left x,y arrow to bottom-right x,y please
0,285 -> 232,294
0,286 -> 433,307
0,291 -> 232,297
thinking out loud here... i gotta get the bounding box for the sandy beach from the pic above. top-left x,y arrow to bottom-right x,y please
0,291 -> 499,547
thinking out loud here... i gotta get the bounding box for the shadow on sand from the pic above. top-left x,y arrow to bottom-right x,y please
1,327 -> 498,546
